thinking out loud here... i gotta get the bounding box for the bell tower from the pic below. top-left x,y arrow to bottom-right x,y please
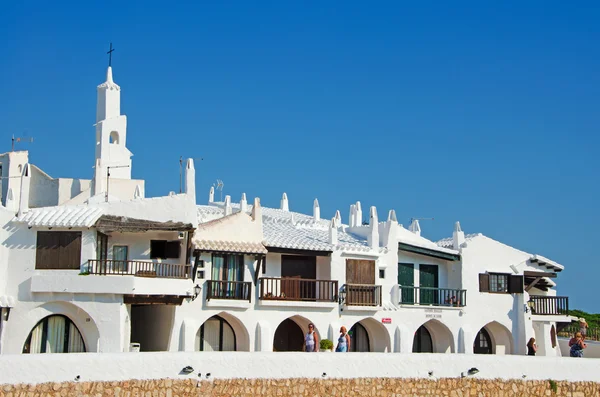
92,64 -> 133,195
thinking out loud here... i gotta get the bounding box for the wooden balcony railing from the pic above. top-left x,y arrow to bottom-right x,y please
86,259 -> 192,279
398,286 -> 467,307
529,295 -> 569,315
206,280 -> 252,302
343,284 -> 382,307
259,277 -> 338,302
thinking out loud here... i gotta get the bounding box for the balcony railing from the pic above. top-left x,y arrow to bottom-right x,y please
529,295 -> 569,315
398,286 -> 467,307
86,259 -> 192,279
343,284 -> 382,307
206,280 -> 252,302
259,277 -> 338,302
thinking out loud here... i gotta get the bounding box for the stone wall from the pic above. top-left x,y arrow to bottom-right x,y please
2,378 -> 600,397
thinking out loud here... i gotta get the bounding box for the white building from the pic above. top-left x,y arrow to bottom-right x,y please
0,65 -> 572,357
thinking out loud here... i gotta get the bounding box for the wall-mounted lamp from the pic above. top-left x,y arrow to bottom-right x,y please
525,299 -> 535,313
191,284 -> 202,301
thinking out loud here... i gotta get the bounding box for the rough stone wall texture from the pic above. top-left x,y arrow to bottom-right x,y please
1,378 -> 600,397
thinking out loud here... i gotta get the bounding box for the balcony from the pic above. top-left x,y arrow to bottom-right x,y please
342,284 -> 382,307
398,286 -> 466,307
529,295 -> 569,316
206,280 -> 252,302
87,259 -> 192,279
259,277 -> 338,306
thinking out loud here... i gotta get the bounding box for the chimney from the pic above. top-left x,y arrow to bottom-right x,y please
355,201 -> 362,226
208,186 -> 215,203
452,221 -> 465,250
280,192 -> 289,211
134,184 -> 142,199
383,209 -> 398,246
240,193 -> 248,212
349,204 -> 356,227
368,206 -> 379,249
388,209 -> 397,222
18,164 -> 31,216
224,195 -> 232,215
335,210 -> 342,225
184,158 -> 196,202
329,217 -> 338,245
313,198 -> 320,220
252,197 -> 262,221
409,219 -> 421,236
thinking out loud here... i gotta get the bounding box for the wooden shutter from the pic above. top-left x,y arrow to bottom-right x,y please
508,275 -> 524,294
478,273 -> 489,292
346,259 -> 375,284
36,232 -> 60,269
60,232 -> 82,269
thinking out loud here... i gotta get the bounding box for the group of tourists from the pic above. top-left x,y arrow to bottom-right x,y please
527,318 -> 589,358
303,323 -> 351,352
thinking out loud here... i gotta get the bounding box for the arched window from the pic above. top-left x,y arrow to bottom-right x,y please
109,131 -> 120,144
474,328 -> 493,354
23,315 -> 85,354
196,315 -> 236,351
349,323 -> 370,352
413,325 -> 433,353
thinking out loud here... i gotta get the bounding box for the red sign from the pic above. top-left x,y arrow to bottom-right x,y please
381,318 -> 392,324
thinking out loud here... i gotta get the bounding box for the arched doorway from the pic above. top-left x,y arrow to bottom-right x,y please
474,328 -> 492,354
273,319 -> 304,351
196,315 -> 236,351
23,315 -> 85,354
349,323 -> 370,352
413,325 -> 433,353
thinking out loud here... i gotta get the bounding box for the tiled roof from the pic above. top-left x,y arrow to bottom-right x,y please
197,203 -> 374,253
195,240 -> 268,254
396,226 -> 460,255
14,206 -> 103,228
436,233 -> 482,249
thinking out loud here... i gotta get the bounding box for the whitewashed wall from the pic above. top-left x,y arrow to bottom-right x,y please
0,352 -> 597,386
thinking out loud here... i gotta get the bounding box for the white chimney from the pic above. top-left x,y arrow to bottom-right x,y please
355,201 -> 362,226
252,197 -> 262,221
280,192 -> 289,211
184,158 -> 196,202
240,193 -> 248,212
409,219 -> 421,236
335,210 -> 342,225
224,195 -> 232,215
368,206 -> 379,249
349,204 -> 356,227
208,186 -> 215,203
18,164 -> 31,216
452,221 -> 465,250
313,198 -> 320,221
329,217 -> 338,245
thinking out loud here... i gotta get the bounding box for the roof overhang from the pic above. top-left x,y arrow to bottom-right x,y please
529,255 -> 563,272
123,295 -> 187,305
193,240 -> 268,256
95,215 -> 194,233
265,246 -> 332,257
398,242 -> 460,261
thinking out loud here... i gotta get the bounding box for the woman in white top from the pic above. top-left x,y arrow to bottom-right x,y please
305,323 -> 319,352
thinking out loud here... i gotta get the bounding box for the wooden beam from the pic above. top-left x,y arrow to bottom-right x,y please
124,295 -> 185,305
524,271 -> 557,278
398,243 -> 461,261
265,246 -> 332,257
525,277 -> 543,292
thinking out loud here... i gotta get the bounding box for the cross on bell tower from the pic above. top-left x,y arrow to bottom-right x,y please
107,42 -> 115,67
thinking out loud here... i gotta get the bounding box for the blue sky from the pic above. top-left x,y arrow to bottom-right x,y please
1,1 -> 599,312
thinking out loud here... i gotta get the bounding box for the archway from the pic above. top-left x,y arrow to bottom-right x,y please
196,315 -> 235,351
475,321 -> 513,355
17,301 -> 99,354
473,328 -> 493,354
273,315 -> 319,352
23,314 -> 85,354
348,317 -> 391,352
413,320 -> 455,353
109,131 -> 120,144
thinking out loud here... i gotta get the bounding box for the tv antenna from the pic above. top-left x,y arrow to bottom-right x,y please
213,179 -> 224,201
12,135 -> 34,152
179,156 -> 203,193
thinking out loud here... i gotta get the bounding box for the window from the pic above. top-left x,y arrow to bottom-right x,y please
212,254 -> 244,282
379,269 -> 386,279
23,315 -> 85,354
489,273 -> 508,293
96,232 -> 108,261
195,315 -> 236,351
150,240 -> 181,259
479,273 -> 524,294
36,231 -> 82,270
113,246 -> 128,272
474,328 -> 493,354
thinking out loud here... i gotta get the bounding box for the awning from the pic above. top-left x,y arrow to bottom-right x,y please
95,215 -> 194,233
194,240 -> 268,255
398,243 -> 460,261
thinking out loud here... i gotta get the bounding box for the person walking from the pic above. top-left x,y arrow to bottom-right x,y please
304,323 -> 318,352
336,326 -> 351,352
569,332 -> 587,358
579,318 -> 589,340
526,337 -> 537,356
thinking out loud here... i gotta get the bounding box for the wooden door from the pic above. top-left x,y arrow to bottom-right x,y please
398,263 -> 415,304
346,259 -> 376,305
419,264 -> 439,305
273,319 -> 304,352
281,255 -> 316,300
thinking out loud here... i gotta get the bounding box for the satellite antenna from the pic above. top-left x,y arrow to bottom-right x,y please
12,135 -> 34,152
179,156 -> 203,193
214,179 -> 224,201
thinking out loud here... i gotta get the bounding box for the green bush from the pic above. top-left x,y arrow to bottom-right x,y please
320,339 -> 333,351
548,379 -> 557,393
